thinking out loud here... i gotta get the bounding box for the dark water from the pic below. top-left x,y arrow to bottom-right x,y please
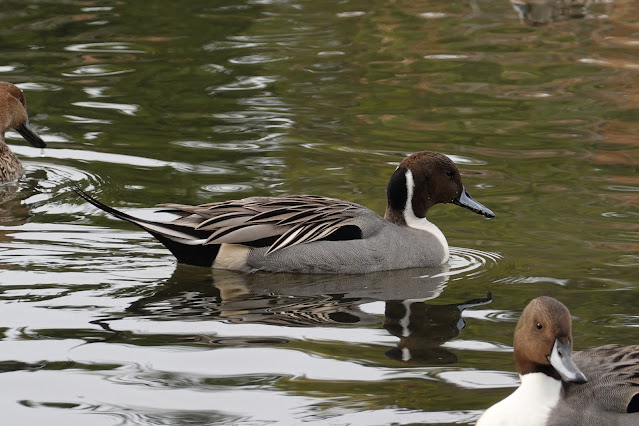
1,0 -> 638,424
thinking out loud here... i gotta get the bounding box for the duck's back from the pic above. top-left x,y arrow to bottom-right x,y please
548,344 -> 639,426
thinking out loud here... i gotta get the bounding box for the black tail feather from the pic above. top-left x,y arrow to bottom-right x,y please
147,231 -> 220,267
74,186 -> 155,227
74,187 -> 220,267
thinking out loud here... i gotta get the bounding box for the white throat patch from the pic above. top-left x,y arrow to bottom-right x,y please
403,169 -> 449,262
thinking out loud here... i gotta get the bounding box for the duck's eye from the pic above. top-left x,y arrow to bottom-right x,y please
445,170 -> 455,178
536,322 -> 543,330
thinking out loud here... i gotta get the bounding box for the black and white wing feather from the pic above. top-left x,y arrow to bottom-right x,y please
77,189 -> 365,256
159,195 -> 363,254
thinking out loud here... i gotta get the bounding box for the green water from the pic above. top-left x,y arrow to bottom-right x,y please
1,0 -> 638,424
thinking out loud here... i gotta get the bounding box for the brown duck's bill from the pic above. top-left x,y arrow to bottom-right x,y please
549,338 -> 588,384
16,120 -> 46,148
452,187 -> 495,219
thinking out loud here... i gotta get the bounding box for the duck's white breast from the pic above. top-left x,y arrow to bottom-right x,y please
477,373 -> 562,426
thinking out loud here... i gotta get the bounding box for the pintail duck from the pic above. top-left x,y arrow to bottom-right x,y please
477,296 -> 639,426
510,0 -> 589,25
77,151 -> 494,274
0,82 -> 46,181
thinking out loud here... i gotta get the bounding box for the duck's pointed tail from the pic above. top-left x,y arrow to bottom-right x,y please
75,187 -> 220,267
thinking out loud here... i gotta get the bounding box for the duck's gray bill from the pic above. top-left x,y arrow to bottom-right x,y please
16,120 -> 46,148
549,338 -> 588,384
452,187 -> 495,219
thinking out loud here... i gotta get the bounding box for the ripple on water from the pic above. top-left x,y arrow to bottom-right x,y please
171,140 -> 262,151
5,365 -> 475,425
0,65 -> 19,72
437,369 -> 518,389
24,162 -> 102,186
606,254 -> 639,267
447,247 -> 502,279
447,154 -> 489,166
203,41 -> 265,51
71,101 -> 138,116
65,42 -> 147,54
0,163 -> 172,279
16,82 -> 62,92
199,183 -> 253,194
228,53 -> 289,64
62,65 -> 135,78
64,115 -> 112,124
14,147 -> 234,175
207,76 -> 278,93
493,276 -> 569,286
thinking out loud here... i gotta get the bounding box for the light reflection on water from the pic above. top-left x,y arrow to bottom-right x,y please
1,0 -> 638,424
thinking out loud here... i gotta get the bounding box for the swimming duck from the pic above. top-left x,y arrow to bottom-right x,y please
76,151 -> 494,274
510,0 -> 589,25
0,82 -> 46,181
477,296 -> 639,425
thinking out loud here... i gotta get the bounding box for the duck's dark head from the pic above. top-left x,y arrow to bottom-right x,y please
384,151 -> 494,225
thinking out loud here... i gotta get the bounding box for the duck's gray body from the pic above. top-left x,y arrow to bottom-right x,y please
548,344 -> 639,426
243,210 -> 447,274
77,151 -> 494,274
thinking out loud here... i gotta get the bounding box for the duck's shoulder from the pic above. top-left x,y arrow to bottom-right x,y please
565,344 -> 639,413
574,343 -> 639,367
547,344 -> 639,425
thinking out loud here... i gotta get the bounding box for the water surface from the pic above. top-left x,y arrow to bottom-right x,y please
1,0 -> 638,424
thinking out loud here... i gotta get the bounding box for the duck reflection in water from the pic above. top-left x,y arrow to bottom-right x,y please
384,294 -> 491,365
125,264 -> 491,364
510,0 -> 590,25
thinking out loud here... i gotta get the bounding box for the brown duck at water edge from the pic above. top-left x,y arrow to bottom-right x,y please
0,82 -> 46,181
477,296 -> 639,426
76,151 -> 495,274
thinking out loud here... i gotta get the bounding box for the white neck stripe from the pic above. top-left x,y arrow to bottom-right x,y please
404,169 -> 416,217
402,170 -> 449,262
